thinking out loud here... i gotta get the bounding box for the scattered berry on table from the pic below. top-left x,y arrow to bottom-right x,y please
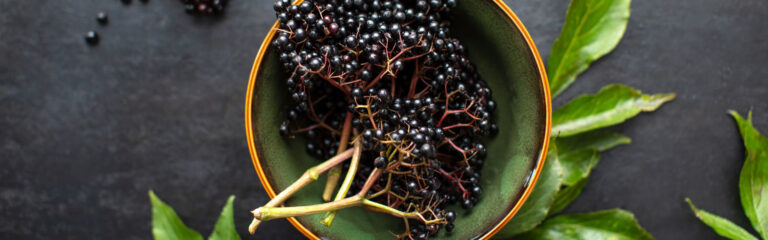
96,12 -> 108,24
85,31 -> 99,45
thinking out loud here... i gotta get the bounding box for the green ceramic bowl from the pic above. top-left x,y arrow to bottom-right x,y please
245,0 -> 551,239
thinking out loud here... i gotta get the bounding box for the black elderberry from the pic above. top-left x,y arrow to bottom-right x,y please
308,58 -> 323,71
308,29 -> 320,40
279,123 -> 290,137
184,4 -> 196,13
487,100 -> 497,112
374,156 -> 386,169
413,133 -> 426,144
294,28 -> 306,40
490,123 -> 499,136
376,89 -> 390,104
306,143 -> 317,154
391,183 -> 402,193
181,0 -> 228,15
351,88 -> 363,102
429,178 -> 441,189
85,31 -> 99,45
475,143 -> 487,157
464,166 -> 475,176
96,12 -> 108,24
445,223 -> 455,233
391,60 -> 403,72
287,110 -> 298,120
421,144 -> 436,158
408,119 -> 419,128
273,0 -> 286,11
471,185 -> 483,196
299,1 -> 312,13
406,181 -> 418,192
374,129 -> 384,139
445,210 -> 456,222
461,198 -> 474,209
391,132 -> 402,141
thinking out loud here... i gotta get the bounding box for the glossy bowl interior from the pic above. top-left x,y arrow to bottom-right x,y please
245,0 -> 551,239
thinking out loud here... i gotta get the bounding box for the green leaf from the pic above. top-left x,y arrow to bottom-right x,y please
552,84 -> 675,137
547,0 -> 632,97
208,196 -> 241,240
557,130 -> 632,152
149,191 -> 204,240
730,111 -> 768,239
549,178 -> 588,216
518,209 -> 653,240
549,131 -> 629,215
498,131 -> 629,237
497,149 -> 564,238
556,131 -> 630,186
557,150 -> 599,186
685,198 -> 759,240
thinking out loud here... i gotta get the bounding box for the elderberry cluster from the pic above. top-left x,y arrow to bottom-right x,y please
272,0 -> 497,238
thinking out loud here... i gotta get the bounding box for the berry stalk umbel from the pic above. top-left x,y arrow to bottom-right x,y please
248,148 -> 355,233
253,0 -> 498,238
321,130 -> 363,226
322,113 -> 353,201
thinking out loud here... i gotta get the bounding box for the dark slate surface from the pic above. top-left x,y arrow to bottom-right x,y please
0,0 -> 766,239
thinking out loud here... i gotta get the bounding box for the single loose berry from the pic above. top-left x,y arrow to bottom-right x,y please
85,31 -> 99,45
96,12 -> 108,24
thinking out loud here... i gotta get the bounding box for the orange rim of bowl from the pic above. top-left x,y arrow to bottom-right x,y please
244,0 -> 551,239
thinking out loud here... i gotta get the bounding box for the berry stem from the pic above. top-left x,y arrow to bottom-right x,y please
438,168 -> 469,199
322,112 -> 354,201
248,148 -> 355,234
442,122 -> 476,130
368,172 -> 393,198
365,66 -> 390,90
251,168 -> 384,222
253,195 -> 365,221
321,134 -> 363,226
361,199 -> 443,224
407,61 -> 420,98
